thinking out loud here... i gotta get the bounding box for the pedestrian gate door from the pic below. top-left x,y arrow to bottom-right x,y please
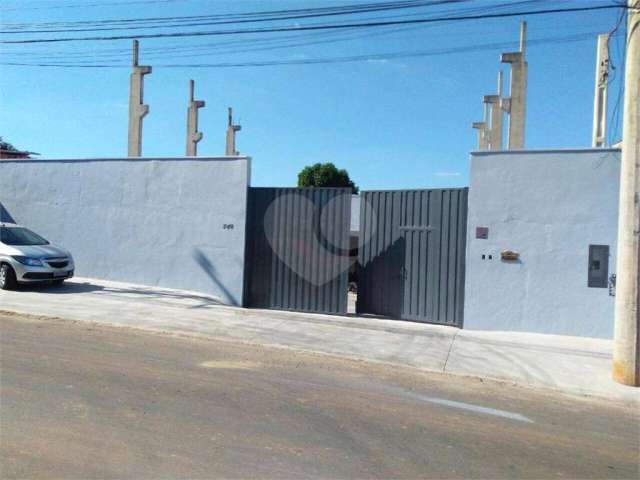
357,189 -> 468,326
243,187 -> 351,314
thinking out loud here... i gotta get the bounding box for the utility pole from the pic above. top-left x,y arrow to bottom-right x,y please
225,107 -> 241,156
501,21 -> 527,149
613,0 -> 640,387
127,40 -> 152,157
186,80 -> 205,156
484,70 -> 504,150
592,33 -> 610,148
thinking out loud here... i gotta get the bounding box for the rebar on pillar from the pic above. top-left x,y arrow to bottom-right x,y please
501,21 -> 527,149
127,40 -> 152,157
186,80 -> 205,156
225,107 -> 242,156
592,33 -> 610,147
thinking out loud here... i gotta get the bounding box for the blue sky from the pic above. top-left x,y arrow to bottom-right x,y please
0,0 -> 626,190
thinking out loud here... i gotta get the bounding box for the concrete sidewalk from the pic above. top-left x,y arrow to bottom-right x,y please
1,277 -> 637,404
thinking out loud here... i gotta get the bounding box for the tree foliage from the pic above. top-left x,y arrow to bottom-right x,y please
0,137 -> 19,152
297,162 -> 358,193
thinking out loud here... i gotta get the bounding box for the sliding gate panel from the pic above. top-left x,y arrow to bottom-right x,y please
244,187 -> 351,314
357,188 -> 468,326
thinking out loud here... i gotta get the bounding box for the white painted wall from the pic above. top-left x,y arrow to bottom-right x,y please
464,149 -> 620,338
0,157 -> 250,305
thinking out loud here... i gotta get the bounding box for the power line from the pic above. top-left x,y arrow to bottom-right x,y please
1,31 -> 616,68
0,1 -> 544,59
1,3 -> 627,45
1,1 -> 544,33
0,0 -> 461,29
3,24 -> 613,64
2,25 -> 367,57
1,2 -> 549,61
1,27 -> 409,62
3,10 -> 614,61
0,1 -> 465,34
0,0 -> 187,12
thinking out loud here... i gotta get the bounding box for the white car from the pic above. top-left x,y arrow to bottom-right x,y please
0,223 -> 74,290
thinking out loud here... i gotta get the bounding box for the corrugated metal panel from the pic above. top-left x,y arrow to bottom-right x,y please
244,187 -> 351,314
357,188 -> 468,327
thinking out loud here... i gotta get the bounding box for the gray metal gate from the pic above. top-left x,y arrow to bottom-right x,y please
243,187 -> 351,314
357,188 -> 468,326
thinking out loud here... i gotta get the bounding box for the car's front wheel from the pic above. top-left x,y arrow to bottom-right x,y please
0,264 -> 17,290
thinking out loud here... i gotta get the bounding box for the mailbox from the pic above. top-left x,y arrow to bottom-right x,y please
500,250 -> 519,261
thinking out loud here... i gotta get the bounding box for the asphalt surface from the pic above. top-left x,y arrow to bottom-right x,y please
1,313 -> 638,479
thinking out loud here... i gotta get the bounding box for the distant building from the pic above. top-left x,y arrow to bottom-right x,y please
0,148 -> 34,159
0,138 -> 38,159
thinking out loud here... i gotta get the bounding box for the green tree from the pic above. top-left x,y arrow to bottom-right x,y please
297,162 -> 358,193
0,137 -> 19,152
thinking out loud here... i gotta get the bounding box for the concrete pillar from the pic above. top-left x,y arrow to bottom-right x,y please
472,99 -> 491,151
225,107 -> 241,156
478,72 -> 503,151
613,0 -> 640,387
592,33 -> 610,148
501,22 -> 527,149
472,121 -> 488,150
127,40 -> 152,157
186,80 -> 205,156
483,96 -> 497,149
488,71 -> 504,150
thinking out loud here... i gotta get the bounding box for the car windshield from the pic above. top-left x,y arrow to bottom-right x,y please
0,226 -> 49,246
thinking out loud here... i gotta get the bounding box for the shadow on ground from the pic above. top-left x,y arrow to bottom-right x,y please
19,282 -> 104,294
16,280 -> 224,309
